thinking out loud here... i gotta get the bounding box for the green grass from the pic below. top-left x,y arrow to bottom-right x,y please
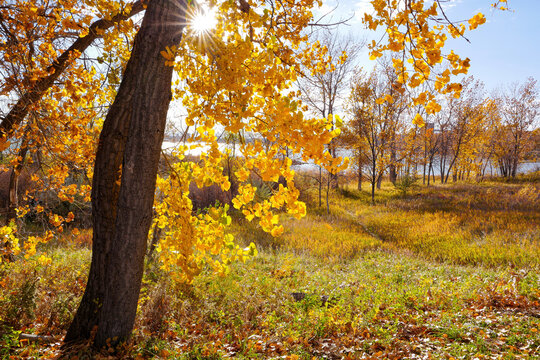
1,180 -> 539,358
132,251 -> 539,359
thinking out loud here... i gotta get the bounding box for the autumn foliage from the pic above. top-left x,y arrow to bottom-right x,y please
0,0 -> 538,357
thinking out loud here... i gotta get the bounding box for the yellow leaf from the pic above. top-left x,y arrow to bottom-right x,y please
270,225 -> 284,237
413,113 -> 425,127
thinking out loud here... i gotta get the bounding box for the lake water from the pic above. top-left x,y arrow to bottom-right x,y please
162,141 -> 539,176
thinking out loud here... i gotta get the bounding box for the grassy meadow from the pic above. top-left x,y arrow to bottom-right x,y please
1,175 -> 539,359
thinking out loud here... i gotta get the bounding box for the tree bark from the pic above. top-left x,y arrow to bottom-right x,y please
325,172 -> 330,214
5,124 -> 32,226
389,133 -> 397,184
511,143 -> 519,177
64,0 -> 185,348
357,160 -> 362,191
147,222 -> 162,261
318,166 -> 322,208
370,158 -> 376,204
389,161 -> 396,185
370,180 -> 375,204
6,149 -> 27,226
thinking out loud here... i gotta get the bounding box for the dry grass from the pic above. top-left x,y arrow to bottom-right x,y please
331,180 -> 540,268
1,179 -> 539,359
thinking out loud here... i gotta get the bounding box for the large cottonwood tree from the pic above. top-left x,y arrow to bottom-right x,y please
64,0 -> 185,346
64,0 -> 339,347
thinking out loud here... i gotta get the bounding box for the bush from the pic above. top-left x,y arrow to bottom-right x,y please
393,174 -> 419,196
1,274 -> 38,328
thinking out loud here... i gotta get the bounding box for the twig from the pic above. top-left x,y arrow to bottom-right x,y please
19,333 -> 56,343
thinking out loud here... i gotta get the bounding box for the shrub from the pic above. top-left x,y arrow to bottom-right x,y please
1,274 -> 38,328
393,174 -> 419,197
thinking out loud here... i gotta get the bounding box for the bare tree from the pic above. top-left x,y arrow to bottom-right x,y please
297,30 -> 362,210
437,77 -> 486,183
498,77 -> 539,177
346,66 -> 405,203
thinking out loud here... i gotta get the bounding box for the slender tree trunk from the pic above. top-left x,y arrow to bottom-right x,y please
281,147 -> 289,188
330,148 -> 338,189
440,155 -> 445,184
6,140 -> 29,226
147,222 -> 162,261
445,153 -> 459,184
370,157 -> 376,204
357,162 -> 362,191
422,133 -> 427,185
325,172 -> 330,214
428,152 -> 436,186
64,0 -> 185,348
318,166 -> 322,208
511,146 -> 519,177
389,134 -> 397,184
371,179 -> 375,204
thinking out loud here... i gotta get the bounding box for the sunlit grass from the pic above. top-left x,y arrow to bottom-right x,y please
2,179 -> 539,358
331,180 -> 540,268
132,251 -> 540,358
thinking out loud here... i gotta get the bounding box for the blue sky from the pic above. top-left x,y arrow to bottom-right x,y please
316,0 -> 540,91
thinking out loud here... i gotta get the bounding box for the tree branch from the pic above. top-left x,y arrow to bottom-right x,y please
0,0 -> 145,139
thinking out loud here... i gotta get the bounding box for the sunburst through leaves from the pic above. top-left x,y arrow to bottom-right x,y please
189,3 -> 217,36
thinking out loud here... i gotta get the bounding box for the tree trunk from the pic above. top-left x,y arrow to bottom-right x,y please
64,0 -> 185,348
371,160 -> 376,204
511,154 -> 518,177
330,147 -> 338,189
6,163 -> 22,226
6,132 -> 30,226
318,166 -> 322,208
440,155 -> 445,184
325,173 -> 330,214
389,134 -> 397,184
371,180 -> 375,204
147,222 -> 162,261
389,164 -> 396,185
357,162 -> 362,191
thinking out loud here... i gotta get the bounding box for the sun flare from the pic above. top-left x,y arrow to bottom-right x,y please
190,5 -> 218,35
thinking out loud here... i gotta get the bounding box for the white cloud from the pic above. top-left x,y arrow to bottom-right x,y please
353,0 -> 373,23
438,0 -> 462,11
314,2 -> 336,18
